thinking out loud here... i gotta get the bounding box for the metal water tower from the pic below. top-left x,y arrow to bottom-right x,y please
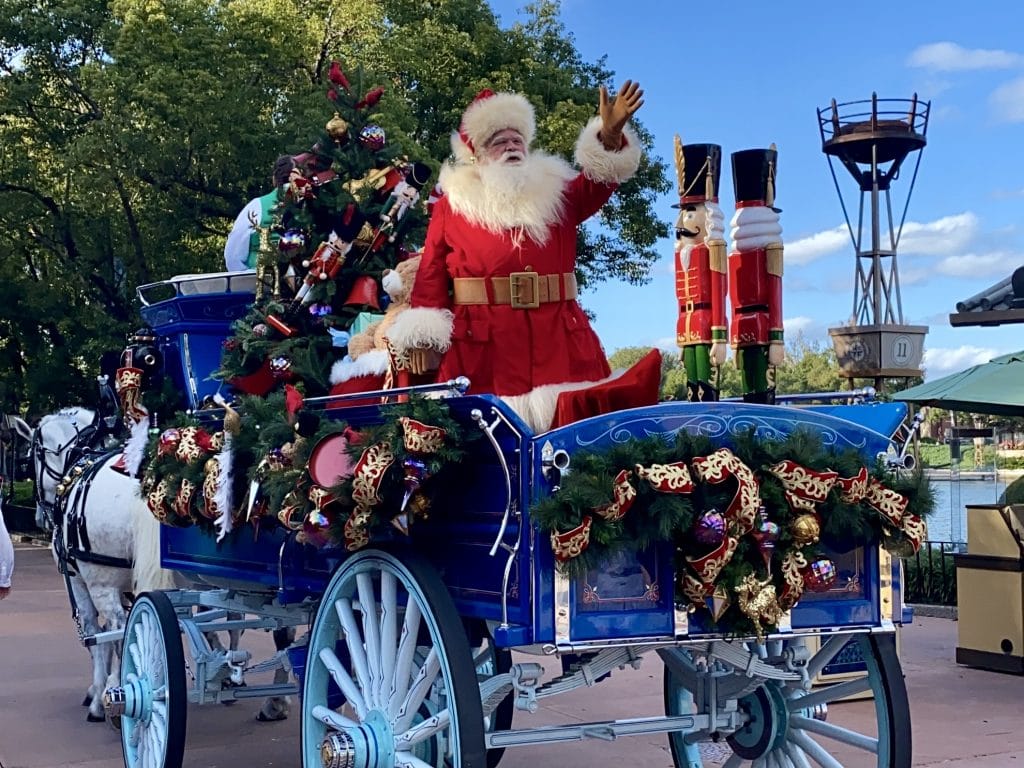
817,93 -> 930,390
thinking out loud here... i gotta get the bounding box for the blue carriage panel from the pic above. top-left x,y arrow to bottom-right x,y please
528,402 -> 900,648
137,273 -> 256,410
161,524 -> 339,600
411,397 -> 534,643
804,401 -> 908,441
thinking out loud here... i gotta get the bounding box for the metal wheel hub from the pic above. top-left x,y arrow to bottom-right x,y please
319,710 -> 394,768
102,676 -> 153,722
726,683 -> 789,759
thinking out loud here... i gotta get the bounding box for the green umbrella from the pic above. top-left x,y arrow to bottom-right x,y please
893,350 -> 1024,416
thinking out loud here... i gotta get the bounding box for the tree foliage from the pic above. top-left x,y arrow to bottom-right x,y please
0,0 -> 670,415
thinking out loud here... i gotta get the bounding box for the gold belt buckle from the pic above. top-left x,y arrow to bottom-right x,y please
684,300 -> 696,313
509,271 -> 540,309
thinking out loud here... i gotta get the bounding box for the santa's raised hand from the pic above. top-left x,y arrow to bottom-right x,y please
599,80 -> 644,150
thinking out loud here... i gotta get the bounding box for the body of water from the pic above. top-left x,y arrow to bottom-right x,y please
927,477 -> 1007,543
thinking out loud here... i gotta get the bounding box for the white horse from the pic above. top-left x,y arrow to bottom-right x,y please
33,407 -> 177,721
34,406 -> 294,723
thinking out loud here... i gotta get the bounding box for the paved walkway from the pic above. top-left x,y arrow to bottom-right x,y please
3,542 -> 1024,767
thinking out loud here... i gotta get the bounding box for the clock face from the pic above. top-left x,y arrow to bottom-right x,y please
891,335 -> 913,366
849,340 -> 867,363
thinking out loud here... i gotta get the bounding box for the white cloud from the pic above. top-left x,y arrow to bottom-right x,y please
786,225 -> 849,265
991,76 -> 1024,122
923,345 -> 999,379
899,212 -> 978,255
786,213 -> 978,266
991,187 -> 1024,200
783,316 -> 817,336
907,42 -> 1024,72
935,251 -> 1021,278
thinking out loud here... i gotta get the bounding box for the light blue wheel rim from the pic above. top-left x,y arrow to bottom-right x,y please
301,550 -> 475,768
664,632 -> 907,767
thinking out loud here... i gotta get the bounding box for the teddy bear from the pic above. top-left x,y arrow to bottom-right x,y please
328,254 -> 422,401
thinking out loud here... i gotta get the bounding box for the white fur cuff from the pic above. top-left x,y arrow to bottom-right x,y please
574,117 -> 642,185
385,307 -> 455,353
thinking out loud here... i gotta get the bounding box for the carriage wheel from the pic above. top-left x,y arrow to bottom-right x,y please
105,591 -> 187,768
301,548 -> 487,768
663,631 -> 911,767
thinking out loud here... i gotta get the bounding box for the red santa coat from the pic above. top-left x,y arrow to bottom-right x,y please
411,178 -> 615,397
389,117 -> 643,425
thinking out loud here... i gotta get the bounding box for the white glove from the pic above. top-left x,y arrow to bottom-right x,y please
710,342 -> 728,367
768,341 -> 785,367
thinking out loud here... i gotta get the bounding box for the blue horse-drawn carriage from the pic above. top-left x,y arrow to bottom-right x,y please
104,272 -> 917,768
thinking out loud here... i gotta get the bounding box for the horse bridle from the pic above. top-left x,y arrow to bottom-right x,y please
32,419 -> 100,528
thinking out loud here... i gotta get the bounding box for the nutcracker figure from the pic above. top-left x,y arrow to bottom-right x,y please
673,138 -> 727,402
728,146 -> 784,403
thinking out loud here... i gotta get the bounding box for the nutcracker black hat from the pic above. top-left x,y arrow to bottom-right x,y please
731,146 -> 780,212
672,137 -> 722,207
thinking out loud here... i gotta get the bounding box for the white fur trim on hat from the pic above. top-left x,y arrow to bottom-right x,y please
385,307 -> 455,353
460,92 -> 536,156
574,117 -> 642,185
329,350 -> 390,385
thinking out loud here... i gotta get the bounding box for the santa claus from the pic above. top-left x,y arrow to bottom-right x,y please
387,82 -> 644,431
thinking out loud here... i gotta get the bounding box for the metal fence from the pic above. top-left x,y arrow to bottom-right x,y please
903,540 -> 962,606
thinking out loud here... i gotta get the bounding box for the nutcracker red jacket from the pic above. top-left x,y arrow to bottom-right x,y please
387,117 -> 642,431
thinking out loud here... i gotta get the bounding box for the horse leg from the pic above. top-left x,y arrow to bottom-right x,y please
88,582 -> 129,721
68,577 -> 109,722
257,626 -> 296,722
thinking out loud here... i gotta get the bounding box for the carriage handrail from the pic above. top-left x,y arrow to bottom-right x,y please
135,270 -> 259,306
302,376 -> 472,406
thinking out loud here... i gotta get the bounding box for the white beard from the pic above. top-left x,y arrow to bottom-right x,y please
439,150 -> 576,248
677,242 -> 696,270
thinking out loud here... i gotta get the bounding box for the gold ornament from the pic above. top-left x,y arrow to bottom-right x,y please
735,574 -> 784,642
326,113 -> 349,143
790,514 -> 821,546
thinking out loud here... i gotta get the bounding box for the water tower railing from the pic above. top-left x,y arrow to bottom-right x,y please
818,95 -> 931,143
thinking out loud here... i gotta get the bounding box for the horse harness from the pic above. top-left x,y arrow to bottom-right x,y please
33,416 -> 133,587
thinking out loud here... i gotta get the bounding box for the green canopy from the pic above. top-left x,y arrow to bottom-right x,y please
893,350 -> 1024,416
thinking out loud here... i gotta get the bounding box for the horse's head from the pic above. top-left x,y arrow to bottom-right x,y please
32,408 -> 98,531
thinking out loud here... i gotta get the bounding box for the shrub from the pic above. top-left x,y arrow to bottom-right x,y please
903,545 -> 958,606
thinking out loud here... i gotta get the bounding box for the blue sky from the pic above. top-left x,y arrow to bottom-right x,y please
489,0 -> 1024,380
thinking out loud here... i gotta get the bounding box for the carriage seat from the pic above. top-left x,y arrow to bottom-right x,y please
550,348 -> 662,430
167,271 -> 257,296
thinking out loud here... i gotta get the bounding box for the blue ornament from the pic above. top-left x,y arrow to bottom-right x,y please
279,229 -> 306,252
358,124 -> 386,151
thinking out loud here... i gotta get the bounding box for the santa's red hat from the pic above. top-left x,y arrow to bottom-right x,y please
452,89 -> 536,162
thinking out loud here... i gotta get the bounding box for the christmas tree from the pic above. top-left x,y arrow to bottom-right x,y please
216,61 -> 433,398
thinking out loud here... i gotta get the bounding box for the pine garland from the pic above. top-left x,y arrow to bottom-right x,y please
532,428 -> 933,637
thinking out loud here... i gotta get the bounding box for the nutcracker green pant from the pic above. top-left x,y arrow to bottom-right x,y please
682,345 -> 712,384
737,346 -> 769,395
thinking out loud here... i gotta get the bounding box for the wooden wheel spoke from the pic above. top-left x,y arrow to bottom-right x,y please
335,597 -> 372,697
379,570 -> 398,711
356,572 -> 383,709
312,704 -> 359,731
786,676 -> 871,712
783,742 -> 813,768
806,635 -> 851,681
318,646 -> 368,719
790,715 -> 879,753
389,599 -> 422,721
394,644 -> 441,734
395,752 -> 438,768
789,728 -> 846,768
394,707 -> 451,749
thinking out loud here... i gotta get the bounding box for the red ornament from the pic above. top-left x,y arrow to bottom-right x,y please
802,557 -> 837,592
751,513 -> 780,570
158,428 -> 181,457
328,60 -> 351,91
285,383 -> 304,421
222,338 -> 240,352
344,275 -> 381,310
356,86 -> 385,110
